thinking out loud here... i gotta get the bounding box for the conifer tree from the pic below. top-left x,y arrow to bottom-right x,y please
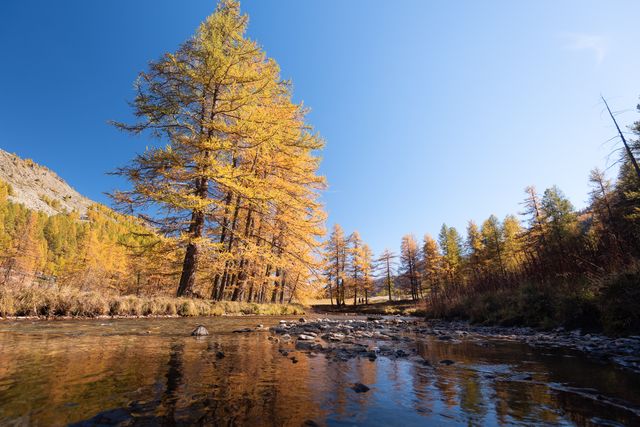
422,234 -> 442,302
481,215 -> 505,276
376,249 -> 397,302
438,224 -> 462,285
112,0 -> 325,298
400,234 -> 421,300
324,224 -> 347,306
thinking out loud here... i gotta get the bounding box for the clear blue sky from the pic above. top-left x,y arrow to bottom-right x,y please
1,1 -> 639,255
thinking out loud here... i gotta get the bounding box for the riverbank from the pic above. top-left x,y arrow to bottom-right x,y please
0,285 -> 305,319
428,271 -> 640,336
271,316 -> 640,376
311,299 -> 425,317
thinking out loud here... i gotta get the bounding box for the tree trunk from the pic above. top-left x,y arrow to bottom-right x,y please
177,207 -> 205,297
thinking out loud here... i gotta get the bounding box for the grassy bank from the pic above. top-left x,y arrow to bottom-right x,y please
0,285 -> 305,319
428,269 -> 640,336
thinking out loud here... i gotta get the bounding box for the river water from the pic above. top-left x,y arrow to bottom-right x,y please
0,316 -> 639,426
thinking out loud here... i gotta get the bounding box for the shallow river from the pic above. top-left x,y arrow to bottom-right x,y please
0,316 -> 639,426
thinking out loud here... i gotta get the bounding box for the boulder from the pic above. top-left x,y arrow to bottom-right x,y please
191,325 -> 209,336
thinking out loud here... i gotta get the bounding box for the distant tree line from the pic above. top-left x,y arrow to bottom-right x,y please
321,99 -> 640,333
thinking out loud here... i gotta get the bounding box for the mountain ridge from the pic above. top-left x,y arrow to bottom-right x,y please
0,148 -> 93,216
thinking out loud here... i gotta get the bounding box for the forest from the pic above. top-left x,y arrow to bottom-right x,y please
0,0 -> 639,336
323,149 -> 640,334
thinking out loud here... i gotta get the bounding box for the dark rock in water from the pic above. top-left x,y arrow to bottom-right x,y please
191,325 -> 209,336
395,349 -> 409,358
367,316 -> 382,321
299,317 -> 307,323
69,407 -> 132,426
302,420 -> 320,427
296,341 -> 323,351
352,383 -> 370,393
216,351 -> 225,359
438,335 -> 453,341
439,359 -> 455,366
290,356 -> 298,363
511,373 -> 533,381
233,328 -> 252,333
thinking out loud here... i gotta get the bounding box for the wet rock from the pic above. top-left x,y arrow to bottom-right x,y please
298,334 -> 315,341
296,341 -> 323,351
351,383 -> 370,393
439,359 -> 455,366
302,420 -> 320,427
511,373 -> 533,381
395,349 -> 409,358
299,318 -> 307,323
191,325 -> 209,336
438,335 -> 453,341
290,356 -> 298,363
233,328 -> 252,333
324,333 -> 345,342
215,351 -> 225,359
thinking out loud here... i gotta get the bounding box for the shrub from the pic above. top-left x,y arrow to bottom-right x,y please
599,271 -> 640,335
177,300 -> 198,317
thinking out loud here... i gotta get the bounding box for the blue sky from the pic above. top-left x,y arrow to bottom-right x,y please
1,1 -> 639,255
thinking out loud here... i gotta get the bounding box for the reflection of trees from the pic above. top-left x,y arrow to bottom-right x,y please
159,342 -> 184,425
458,370 -> 487,424
410,362 -> 434,416
2,325 -> 637,426
493,380 -> 560,424
0,332 -> 167,425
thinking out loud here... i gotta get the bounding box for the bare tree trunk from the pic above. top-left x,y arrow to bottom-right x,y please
177,205 -> 205,297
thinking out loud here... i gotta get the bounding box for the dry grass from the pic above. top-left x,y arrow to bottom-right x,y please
0,285 -> 305,319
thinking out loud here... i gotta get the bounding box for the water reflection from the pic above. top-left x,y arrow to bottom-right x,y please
0,317 -> 639,426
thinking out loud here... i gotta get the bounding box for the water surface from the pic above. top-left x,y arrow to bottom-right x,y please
0,316 -> 639,426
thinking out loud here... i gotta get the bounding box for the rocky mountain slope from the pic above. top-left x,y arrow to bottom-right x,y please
0,148 -> 93,216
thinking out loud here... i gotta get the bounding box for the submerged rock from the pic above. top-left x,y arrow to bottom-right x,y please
511,373 -> 533,381
296,341 -> 323,351
216,351 -> 225,359
351,383 -> 370,393
439,359 -> 455,366
191,325 -> 209,336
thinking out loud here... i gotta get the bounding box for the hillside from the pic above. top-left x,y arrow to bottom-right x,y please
0,148 -> 92,216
